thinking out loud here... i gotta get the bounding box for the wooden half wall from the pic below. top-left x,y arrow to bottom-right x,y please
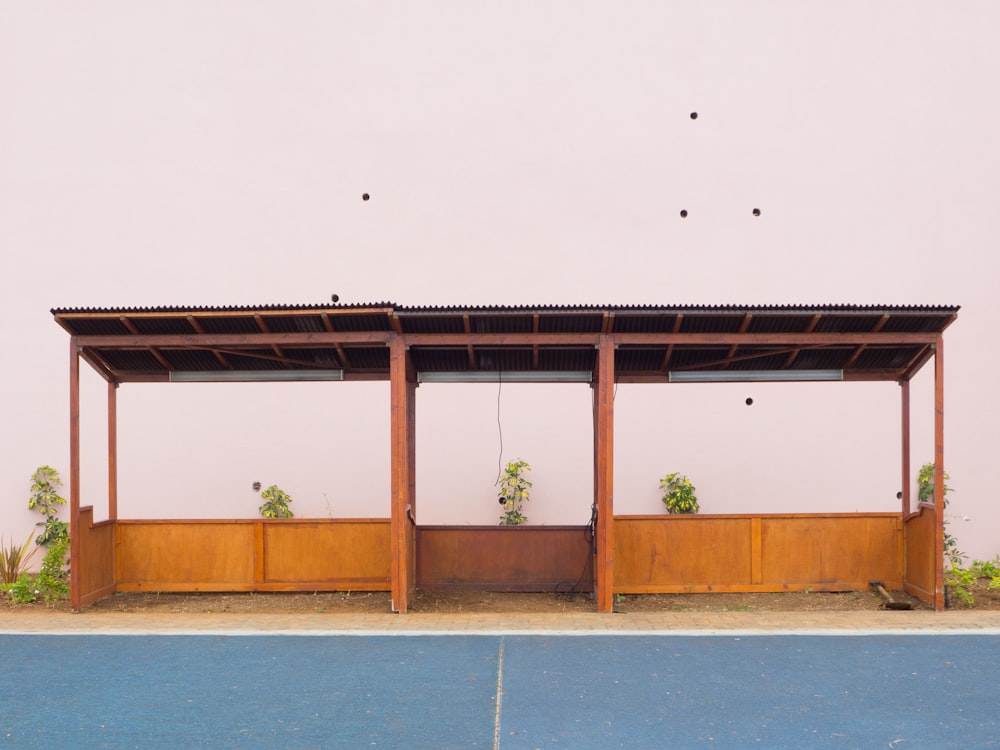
76,506 -> 116,608
903,504 -> 938,605
416,526 -> 594,592
614,513 -> 903,593
115,519 -> 391,592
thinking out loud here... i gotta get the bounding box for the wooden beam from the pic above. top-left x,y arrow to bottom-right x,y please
390,336 -> 416,613
120,316 -> 174,371
69,339 -> 81,611
75,331 -> 394,348
933,337 -> 945,611
783,314 -> 821,368
463,315 -> 476,369
594,335 -> 615,613
722,314 -> 754,368
320,313 -> 352,368
108,381 -> 118,522
659,314 -> 685,372
186,315 -> 231,368
900,380 -> 911,517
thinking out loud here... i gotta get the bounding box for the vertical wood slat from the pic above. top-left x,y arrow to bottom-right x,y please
750,516 -> 763,584
69,338 -> 81,611
933,336 -> 945,611
594,336 -> 614,613
253,522 -> 265,583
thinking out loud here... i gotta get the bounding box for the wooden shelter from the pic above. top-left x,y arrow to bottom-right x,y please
53,302 -> 958,612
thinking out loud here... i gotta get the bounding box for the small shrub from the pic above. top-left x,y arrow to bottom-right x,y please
498,459 -> 532,526
258,485 -> 294,519
659,472 -> 699,514
2,538 -> 69,604
0,531 -> 38,585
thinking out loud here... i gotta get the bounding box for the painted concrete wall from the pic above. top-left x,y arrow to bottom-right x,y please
2,3 -> 995,560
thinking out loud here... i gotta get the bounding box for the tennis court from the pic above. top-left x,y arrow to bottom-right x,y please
2,631 -> 997,748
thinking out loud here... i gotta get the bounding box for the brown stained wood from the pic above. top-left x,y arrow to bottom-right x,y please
903,504 -> 937,604
614,514 -> 902,593
69,339 -> 81,610
108,382 -> 118,521
760,516 -> 900,586
118,522 -> 257,585
614,517 -> 754,588
594,337 -> 614,612
264,521 -> 391,583
901,380 -> 911,517
390,336 -> 415,612
416,527 -> 593,592
933,336 -> 946,610
77,507 -> 116,606
750,517 -> 763,584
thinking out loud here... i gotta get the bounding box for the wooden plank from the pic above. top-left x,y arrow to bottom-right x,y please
69,338 -> 81,610
594,336 -> 614,612
613,514 -> 902,593
76,507 -> 116,605
934,336 -> 946,611
904,504 -> 937,604
760,516 -> 899,586
118,522 -> 256,585
614,517 -> 753,589
750,516 -> 763,584
390,336 -> 415,612
108,381 -> 118,521
416,527 -> 592,592
264,521 -> 391,583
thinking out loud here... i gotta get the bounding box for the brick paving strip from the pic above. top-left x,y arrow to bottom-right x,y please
3,610 -> 1000,635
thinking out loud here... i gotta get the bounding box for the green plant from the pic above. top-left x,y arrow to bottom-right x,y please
258,484 -> 294,519
498,459 -> 532,526
0,531 -> 38,585
659,472 -> 699,514
28,465 -> 68,547
2,537 -> 69,604
917,462 -> 964,568
945,566 -> 977,608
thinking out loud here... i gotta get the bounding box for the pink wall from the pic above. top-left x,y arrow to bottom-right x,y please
1,3 -> 995,561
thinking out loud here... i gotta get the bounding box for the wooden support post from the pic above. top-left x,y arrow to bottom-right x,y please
900,379 -> 910,517
108,381 -> 118,522
390,336 -> 416,612
69,339 -> 81,611
899,379 -> 911,590
933,337 -> 945,611
593,336 -> 614,613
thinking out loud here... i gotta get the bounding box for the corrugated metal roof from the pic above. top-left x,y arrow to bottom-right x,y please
52,302 -> 958,384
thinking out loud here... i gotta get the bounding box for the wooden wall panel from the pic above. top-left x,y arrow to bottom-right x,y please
264,520 -> 390,588
117,521 -> 256,589
416,526 -> 593,592
77,507 -> 116,607
614,514 -> 901,594
903,504 -> 936,603
115,519 -> 393,593
614,516 -> 753,591
760,515 -> 900,588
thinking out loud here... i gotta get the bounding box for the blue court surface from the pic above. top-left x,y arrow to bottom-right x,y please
1,633 -> 997,748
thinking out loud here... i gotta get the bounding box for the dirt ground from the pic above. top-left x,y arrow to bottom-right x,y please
4,579 -> 998,615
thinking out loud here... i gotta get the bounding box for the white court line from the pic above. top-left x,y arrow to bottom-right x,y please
492,637 -> 505,750
2,628 -> 1000,637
